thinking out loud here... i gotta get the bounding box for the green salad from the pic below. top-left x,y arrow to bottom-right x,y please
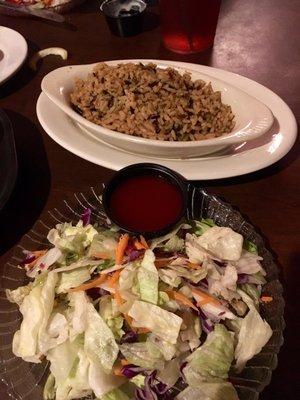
7,210 -> 273,400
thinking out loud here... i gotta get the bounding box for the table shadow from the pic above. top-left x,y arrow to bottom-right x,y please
143,10 -> 160,31
74,0 -> 101,14
0,111 -> 51,256
158,43 -> 214,66
37,19 -> 78,31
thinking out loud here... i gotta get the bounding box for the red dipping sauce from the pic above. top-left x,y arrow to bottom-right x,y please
108,174 -> 184,233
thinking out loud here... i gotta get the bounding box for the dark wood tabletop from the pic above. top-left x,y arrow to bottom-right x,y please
0,0 -> 299,399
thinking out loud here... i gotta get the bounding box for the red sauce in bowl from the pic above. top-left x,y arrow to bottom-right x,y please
108,174 -> 184,233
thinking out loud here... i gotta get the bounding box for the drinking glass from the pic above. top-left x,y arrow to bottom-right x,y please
160,0 -> 221,54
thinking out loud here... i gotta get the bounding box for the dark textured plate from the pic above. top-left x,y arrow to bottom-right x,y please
0,110 -> 17,211
0,186 -> 284,400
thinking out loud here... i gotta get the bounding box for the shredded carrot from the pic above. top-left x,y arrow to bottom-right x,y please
116,234 -> 130,265
121,359 -> 130,366
107,269 -> 122,288
140,235 -> 149,249
26,250 -> 48,268
261,296 -> 273,303
191,287 -> 222,307
137,327 -> 151,334
133,240 -> 145,250
133,236 -> 149,250
196,298 -> 211,306
123,314 -> 134,329
167,290 -> 198,311
114,290 -> 124,306
187,262 -> 202,270
69,273 -> 107,292
92,251 -> 111,260
154,258 -> 173,268
113,366 -> 124,376
33,250 -> 47,258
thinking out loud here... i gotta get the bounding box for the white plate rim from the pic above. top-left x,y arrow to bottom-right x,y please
0,26 -> 28,85
36,60 -> 297,180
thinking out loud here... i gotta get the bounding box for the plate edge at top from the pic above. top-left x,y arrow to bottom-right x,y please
0,26 -> 28,85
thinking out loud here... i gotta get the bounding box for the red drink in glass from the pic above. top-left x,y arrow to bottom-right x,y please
160,0 -> 221,54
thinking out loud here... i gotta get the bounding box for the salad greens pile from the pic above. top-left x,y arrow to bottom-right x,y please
7,211 -> 273,400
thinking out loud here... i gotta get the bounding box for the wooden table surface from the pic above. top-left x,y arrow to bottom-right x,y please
0,0 -> 299,398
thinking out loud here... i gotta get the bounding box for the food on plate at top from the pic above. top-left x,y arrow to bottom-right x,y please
4,0 -> 84,12
7,210 -> 273,400
70,62 -> 235,141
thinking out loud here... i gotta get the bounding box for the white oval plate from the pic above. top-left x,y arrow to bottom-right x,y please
0,26 -> 28,85
37,61 -> 297,180
41,59 -> 274,158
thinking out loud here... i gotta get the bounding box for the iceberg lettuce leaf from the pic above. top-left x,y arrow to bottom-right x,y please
99,387 -> 130,400
89,361 -> 125,398
46,339 -> 80,400
176,382 -> 239,400
47,222 -> 97,254
235,250 -> 265,275
47,336 -> 92,400
147,334 -> 177,361
180,311 -> 201,351
208,263 -> 238,302
158,268 -> 182,288
168,263 -> 207,284
239,283 -> 261,307
84,303 -> 119,373
43,373 -> 55,400
99,296 -> 124,340
56,267 -> 91,293
128,300 -> 183,344
196,227 -> 243,261
41,312 -> 69,353
13,272 -> 58,362
119,341 -> 164,370
243,240 -> 258,255
183,324 -> 234,385
119,262 -> 140,300
235,289 -> 272,371
88,232 -> 118,259
157,357 -> 181,388
185,233 -> 212,264
163,235 -> 185,252
6,283 -> 33,306
150,223 -> 190,250
194,218 -> 216,236
68,291 -> 89,338
137,249 -> 159,304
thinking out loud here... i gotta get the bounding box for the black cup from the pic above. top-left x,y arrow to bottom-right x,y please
102,163 -> 193,238
100,0 -> 147,37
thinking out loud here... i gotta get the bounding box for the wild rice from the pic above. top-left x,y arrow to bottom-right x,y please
70,62 -> 235,141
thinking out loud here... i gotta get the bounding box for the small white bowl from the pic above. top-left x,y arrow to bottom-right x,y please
41,59 -> 274,158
